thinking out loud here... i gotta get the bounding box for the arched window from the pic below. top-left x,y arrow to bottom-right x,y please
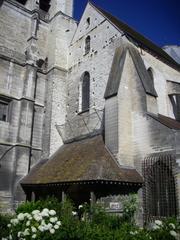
79,72 -> 90,112
85,36 -> 91,54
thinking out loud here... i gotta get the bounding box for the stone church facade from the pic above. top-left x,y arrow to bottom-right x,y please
0,0 -> 180,222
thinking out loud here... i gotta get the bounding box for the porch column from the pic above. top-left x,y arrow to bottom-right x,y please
62,191 -> 66,203
90,191 -> 96,207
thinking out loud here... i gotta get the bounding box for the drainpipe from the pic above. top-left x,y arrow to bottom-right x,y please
28,67 -> 38,172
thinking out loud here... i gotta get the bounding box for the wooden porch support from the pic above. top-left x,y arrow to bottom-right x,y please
62,191 -> 66,203
90,191 -> 96,207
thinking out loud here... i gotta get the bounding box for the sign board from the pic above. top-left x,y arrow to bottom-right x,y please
109,202 -> 120,210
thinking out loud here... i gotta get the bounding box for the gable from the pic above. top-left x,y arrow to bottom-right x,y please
90,2 -> 180,71
104,44 -> 158,99
71,3 -> 107,44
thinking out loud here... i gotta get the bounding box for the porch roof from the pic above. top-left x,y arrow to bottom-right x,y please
21,135 -> 143,187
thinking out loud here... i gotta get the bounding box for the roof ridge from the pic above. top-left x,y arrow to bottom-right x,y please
89,1 -> 180,71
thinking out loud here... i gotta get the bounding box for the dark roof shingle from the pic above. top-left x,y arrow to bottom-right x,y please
148,113 -> 180,130
21,135 -> 143,185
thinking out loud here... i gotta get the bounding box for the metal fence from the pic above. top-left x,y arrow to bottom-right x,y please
143,153 -> 177,223
56,109 -> 104,143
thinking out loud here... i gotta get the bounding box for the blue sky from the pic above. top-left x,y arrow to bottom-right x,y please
74,0 -> 180,47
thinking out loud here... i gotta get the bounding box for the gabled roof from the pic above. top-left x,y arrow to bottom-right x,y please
21,135 -> 143,186
148,113 -> 180,130
90,2 -> 180,71
104,44 -> 158,99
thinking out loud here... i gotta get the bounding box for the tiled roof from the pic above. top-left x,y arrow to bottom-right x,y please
21,135 -> 143,186
148,113 -> 180,130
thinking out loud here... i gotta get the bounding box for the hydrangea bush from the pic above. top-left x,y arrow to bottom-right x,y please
2,208 -> 61,240
1,197 -> 180,240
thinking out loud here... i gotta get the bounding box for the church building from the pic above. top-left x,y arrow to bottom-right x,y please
0,0 -> 180,223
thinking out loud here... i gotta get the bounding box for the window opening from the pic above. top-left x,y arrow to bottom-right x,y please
85,36 -> 91,54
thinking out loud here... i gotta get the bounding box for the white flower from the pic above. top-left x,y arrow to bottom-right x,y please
31,226 -> 37,233
170,230 -> 177,237
49,210 -> 56,216
54,224 -> 59,229
38,225 -> 45,232
32,210 -> 40,215
18,231 -> 22,237
9,235 -> 12,240
47,223 -> 53,230
26,220 -> 30,226
78,205 -> 83,209
2,238 -> 8,240
41,211 -> 49,217
23,228 -> 30,236
81,217 -> 85,221
72,211 -> 77,216
42,208 -> 49,212
169,223 -> 176,229
43,224 -> 49,231
23,213 -> 31,218
32,234 -> 37,239
10,218 -> 19,226
27,215 -> 32,220
50,228 -> 55,234
41,220 -> 46,226
17,213 -> 24,221
41,208 -> 49,217
152,224 -> 160,230
155,220 -> 162,226
56,221 -> 61,226
50,217 -> 58,223
33,214 -> 42,222
7,224 -> 11,228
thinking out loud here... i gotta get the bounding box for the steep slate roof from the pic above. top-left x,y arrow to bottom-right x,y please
90,2 -> 180,71
21,135 -> 143,186
148,113 -> 180,130
104,44 -> 157,99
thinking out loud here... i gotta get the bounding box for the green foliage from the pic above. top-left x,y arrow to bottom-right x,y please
16,196 -> 62,216
149,218 -> 180,240
0,213 -> 12,239
2,197 -> 180,240
121,194 -> 138,223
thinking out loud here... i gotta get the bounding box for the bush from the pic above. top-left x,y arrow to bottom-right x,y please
0,214 -> 12,239
2,197 -> 180,240
16,196 -> 62,216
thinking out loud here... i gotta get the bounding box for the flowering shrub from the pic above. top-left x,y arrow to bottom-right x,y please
121,194 -> 138,223
150,218 -> 180,240
3,208 -> 61,240
1,198 -> 180,240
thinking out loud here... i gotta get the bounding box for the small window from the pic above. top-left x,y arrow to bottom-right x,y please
0,97 -> 10,122
15,0 -> 27,5
169,94 -> 180,121
147,67 -> 154,85
39,0 -> 51,12
79,72 -> 90,112
85,36 -> 91,55
86,17 -> 90,28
